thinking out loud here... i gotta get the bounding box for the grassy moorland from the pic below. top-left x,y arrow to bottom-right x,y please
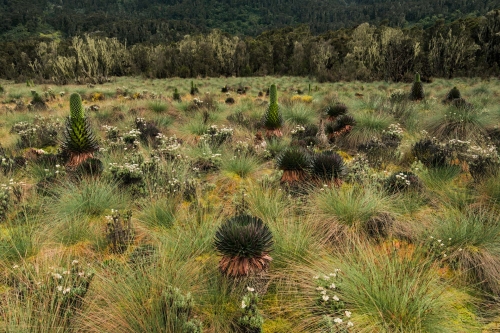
0,76 -> 500,332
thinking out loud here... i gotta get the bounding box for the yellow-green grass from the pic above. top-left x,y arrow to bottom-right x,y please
0,76 -> 499,332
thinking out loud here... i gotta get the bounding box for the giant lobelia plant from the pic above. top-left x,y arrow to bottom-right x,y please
263,84 -> 283,138
61,93 -> 99,167
214,214 -> 274,277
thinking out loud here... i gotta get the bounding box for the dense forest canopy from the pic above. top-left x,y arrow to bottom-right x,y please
1,0 -> 500,42
1,1 -> 500,82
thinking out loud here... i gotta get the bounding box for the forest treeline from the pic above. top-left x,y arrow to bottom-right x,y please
2,0 -> 500,41
2,11 -> 500,83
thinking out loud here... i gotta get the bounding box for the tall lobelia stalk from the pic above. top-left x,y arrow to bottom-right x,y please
263,84 -> 283,138
409,72 -> 425,101
61,93 -> 99,167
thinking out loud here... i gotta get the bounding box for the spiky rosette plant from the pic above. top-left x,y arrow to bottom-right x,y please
451,97 -> 473,111
276,147 -> 312,184
325,115 -> 356,141
444,86 -> 461,103
263,84 -> 283,138
409,72 -> 425,101
311,151 -> 346,186
61,93 -> 99,167
214,214 -> 273,277
325,102 -> 348,121
412,138 -> 449,168
173,88 -> 181,102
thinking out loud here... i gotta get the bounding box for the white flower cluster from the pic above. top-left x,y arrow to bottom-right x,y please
291,125 -> 306,135
429,236 -> 452,258
1,178 -> 25,191
102,125 -> 120,140
234,140 -> 251,154
241,286 -> 256,309
383,123 -> 404,140
394,172 -> 412,186
193,97 -> 203,106
315,271 -> 340,303
201,125 -> 234,146
447,138 -> 470,150
467,144 -> 498,160
109,162 -> 143,179
314,270 -> 354,329
157,134 -> 182,152
125,129 -> 142,138
110,162 -> 141,173
202,152 -> 222,159
135,117 -> 147,126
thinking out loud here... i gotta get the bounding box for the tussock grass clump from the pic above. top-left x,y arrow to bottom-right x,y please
282,103 -> 316,126
340,248 -> 472,332
311,184 -> 395,240
342,246 -> 475,332
148,100 -> 168,113
280,244 -> 475,333
138,199 -> 177,230
1,259 -> 95,333
221,153 -> 260,179
246,183 -> 288,224
478,173 -> 500,206
77,263 -> 203,333
340,112 -> 393,149
426,207 -> 500,296
46,178 -> 129,221
265,137 -> 289,158
0,221 -> 39,262
417,165 -> 461,190
425,103 -> 492,141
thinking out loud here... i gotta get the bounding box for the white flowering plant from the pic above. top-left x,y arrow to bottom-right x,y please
122,128 -> 142,146
381,123 -> 404,147
238,287 -> 264,332
290,125 -> 306,136
1,154 -> 20,174
109,162 -> 143,183
233,140 -> 255,157
7,261 -> 94,326
107,153 -> 147,196
105,209 -> 134,254
200,125 -> 234,148
443,139 -> 500,180
102,125 -> 120,142
463,144 -> 499,181
155,134 -> 185,160
358,136 -> 397,169
425,236 -> 454,262
192,142 -> 223,172
383,171 -> 422,194
313,271 -> 354,332
345,154 -> 373,184
10,116 -> 62,149
41,163 -> 67,180
0,183 -> 11,222
0,179 -> 26,221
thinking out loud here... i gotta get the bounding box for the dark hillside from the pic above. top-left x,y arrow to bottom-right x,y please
1,0 -> 500,42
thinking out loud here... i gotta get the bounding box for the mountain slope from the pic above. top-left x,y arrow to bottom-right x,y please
1,0 -> 500,42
